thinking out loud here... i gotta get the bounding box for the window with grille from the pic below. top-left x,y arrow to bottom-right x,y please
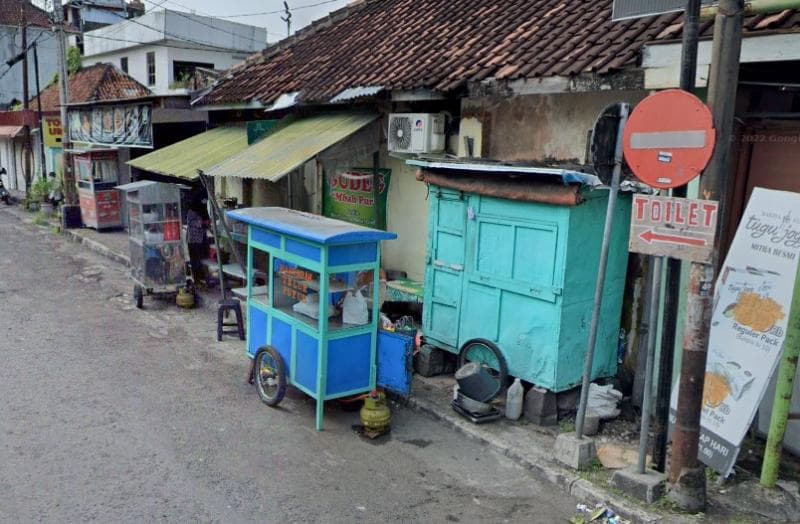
146,52 -> 155,86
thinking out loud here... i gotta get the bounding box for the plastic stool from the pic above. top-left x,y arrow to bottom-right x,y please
217,298 -> 245,341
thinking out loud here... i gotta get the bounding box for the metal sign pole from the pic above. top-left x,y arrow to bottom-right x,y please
638,255 -> 663,472
575,103 -> 630,438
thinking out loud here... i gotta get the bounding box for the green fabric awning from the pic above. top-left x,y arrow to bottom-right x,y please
126,124 -> 248,181
205,113 -> 378,181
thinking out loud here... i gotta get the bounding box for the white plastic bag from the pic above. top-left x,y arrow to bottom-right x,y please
343,288 -> 368,325
291,293 -> 335,320
587,383 -> 623,420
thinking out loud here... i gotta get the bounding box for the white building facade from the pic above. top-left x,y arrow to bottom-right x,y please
82,10 -> 266,96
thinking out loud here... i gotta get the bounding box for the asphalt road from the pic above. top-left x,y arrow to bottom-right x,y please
0,211 -> 576,523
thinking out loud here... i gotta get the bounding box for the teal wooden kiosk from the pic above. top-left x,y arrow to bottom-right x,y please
226,207 -> 396,430
413,160 -> 632,394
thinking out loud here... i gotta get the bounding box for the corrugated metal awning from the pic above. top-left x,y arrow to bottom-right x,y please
206,113 -> 379,180
126,125 -> 247,181
0,125 -> 24,138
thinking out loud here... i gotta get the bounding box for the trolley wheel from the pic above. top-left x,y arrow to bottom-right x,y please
457,338 -> 509,397
253,346 -> 287,407
133,284 -> 144,309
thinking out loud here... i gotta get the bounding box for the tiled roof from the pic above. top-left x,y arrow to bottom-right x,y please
199,0 -> 800,107
0,0 -> 53,29
31,63 -> 152,112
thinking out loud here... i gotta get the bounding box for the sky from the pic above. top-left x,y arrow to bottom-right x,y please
32,0 -> 353,43
142,0 -> 352,43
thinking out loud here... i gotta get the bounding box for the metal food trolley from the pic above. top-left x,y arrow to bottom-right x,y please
75,149 -> 123,230
117,181 -> 187,308
227,207 -> 397,430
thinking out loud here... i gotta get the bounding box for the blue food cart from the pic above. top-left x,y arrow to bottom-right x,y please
226,207 -> 396,430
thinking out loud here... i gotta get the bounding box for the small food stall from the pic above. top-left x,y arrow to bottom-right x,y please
227,207 -> 397,430
117,181 -> 186,308
413,160 -> 632,394
75,149 -> 122,230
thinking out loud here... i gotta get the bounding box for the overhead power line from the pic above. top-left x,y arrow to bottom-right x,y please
212,0 -> 344,18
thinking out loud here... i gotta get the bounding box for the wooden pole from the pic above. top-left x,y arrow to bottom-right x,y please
668,0 -> 744,512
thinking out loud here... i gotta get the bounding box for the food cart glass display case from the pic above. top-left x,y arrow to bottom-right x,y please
117,181 -> 186,308
75,150 -> 122,229
227,207 -> 397,430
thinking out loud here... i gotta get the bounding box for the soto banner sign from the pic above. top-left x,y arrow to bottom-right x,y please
68,103 -> 153,148
670,187 -> 800,476
323,168 -> 390,229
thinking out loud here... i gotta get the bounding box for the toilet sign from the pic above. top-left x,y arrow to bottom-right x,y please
629,194 -> 719,263
623,89 -> 715,189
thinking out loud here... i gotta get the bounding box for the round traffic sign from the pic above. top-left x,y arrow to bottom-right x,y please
623,89 -> 715,189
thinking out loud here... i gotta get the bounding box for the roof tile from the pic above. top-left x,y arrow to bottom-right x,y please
31,63 -> 151,112
199,0 -> 800,106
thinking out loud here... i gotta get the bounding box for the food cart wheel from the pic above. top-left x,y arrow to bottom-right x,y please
458,339 -> 509,395
253,346 -> 287,407
133,284 -> 144,309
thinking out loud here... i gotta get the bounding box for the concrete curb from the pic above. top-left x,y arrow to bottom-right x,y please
1,205 -> 131,267
62,229 -> 131,268
405,391 -> 668,524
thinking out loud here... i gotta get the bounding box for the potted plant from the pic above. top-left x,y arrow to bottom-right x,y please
30,177 -> 54,215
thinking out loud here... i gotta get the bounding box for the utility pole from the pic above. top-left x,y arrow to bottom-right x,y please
668,0 -> 744,512
52,0 -> 80,226
32,43 -> 46,180
19,1 -> 33,195
652,0 -> 702,473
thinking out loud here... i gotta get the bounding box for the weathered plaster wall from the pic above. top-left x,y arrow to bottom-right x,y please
384,153 -> 428,282
462,90 -> 650,162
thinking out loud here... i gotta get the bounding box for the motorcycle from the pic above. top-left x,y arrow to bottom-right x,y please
0,168 -> 10,205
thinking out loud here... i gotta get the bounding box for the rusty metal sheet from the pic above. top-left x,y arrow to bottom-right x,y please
416,170 -> 584,206
629,194 -> 718,262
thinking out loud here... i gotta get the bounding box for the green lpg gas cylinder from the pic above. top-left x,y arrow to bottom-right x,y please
360,391 -> 391,434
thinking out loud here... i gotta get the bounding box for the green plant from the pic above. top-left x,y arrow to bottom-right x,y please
559,420 -> 576,433
67,46 -> 81,75
30,178 -> 53,202
50,47 -> 82,84
32,212 -> 49,226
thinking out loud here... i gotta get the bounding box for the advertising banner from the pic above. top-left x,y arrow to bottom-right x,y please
68,103 -> 152,148
323,168 -> 391,229
670,187 -> 800,476
42,116 -> 63,148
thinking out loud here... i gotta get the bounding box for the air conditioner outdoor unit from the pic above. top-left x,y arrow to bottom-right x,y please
387,113 -> 446,154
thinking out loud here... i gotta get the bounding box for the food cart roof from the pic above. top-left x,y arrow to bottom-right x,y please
227,207 -> 397,245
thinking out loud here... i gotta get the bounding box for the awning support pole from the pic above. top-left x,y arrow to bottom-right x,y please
575,102 -> 630,438
198,170 -> 247,300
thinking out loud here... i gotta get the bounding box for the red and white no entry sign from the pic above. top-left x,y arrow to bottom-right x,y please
623,89 -> 715,189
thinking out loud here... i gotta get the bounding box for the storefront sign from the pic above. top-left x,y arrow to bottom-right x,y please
670,187 -> 800,476
323,168 -> 391,229
42,116 -> 63,148
67,103 -> 152,148
629,195 -> 718,263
